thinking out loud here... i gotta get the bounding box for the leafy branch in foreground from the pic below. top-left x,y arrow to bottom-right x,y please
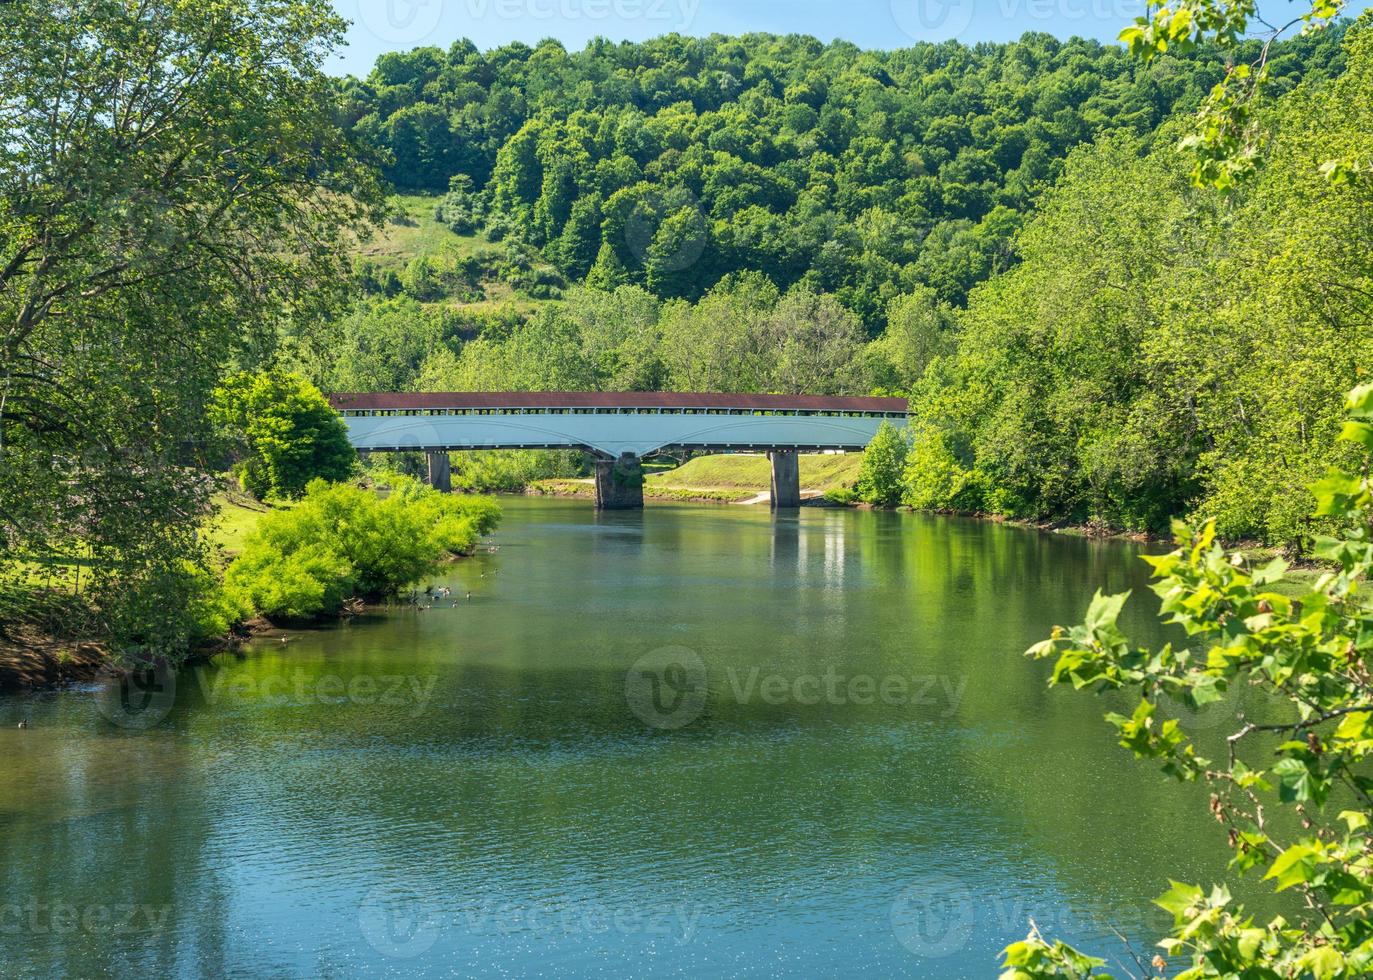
1004,383 -> 1373,978
1121,0 -> 1350,189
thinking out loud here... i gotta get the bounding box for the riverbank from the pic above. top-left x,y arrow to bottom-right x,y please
527,479 -> 755,504
1,482 -> 500,694
527,452 -> 863,505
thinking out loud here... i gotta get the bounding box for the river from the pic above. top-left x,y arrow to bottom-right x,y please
0,498 -> 1248,977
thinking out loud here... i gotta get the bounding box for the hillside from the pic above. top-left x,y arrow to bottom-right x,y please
337,30 -> 1345,323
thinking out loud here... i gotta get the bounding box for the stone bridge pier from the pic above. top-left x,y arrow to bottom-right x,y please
594,452 -> 643,509
426,451 -> 451,493
768,450 -> 800,508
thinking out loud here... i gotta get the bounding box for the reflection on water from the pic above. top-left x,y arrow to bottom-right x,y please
0,498 -> 1248,977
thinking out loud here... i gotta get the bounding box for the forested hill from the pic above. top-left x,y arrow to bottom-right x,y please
336,30 -> 1345,320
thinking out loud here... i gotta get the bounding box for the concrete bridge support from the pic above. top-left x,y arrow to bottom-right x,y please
594,452 -> 644,510
769,450 -> 800,509
426,451 -> 452,493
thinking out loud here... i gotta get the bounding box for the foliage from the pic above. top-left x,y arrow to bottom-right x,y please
856,421 -> 909,506
865,288 -> 956,396
212,372 -> 356,500
450,449 -> 589,492
903,423 -> 982,512
1119,0 -> 1349,189
225,478 -> 500,618
340,30 -> 1344,321
1006,384 -> 1373,978
0,0 -> 381,658
905,24 -> 1373,541
322,298 -> 460,392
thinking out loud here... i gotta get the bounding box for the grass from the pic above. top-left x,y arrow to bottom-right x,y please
355,194 -> 491,269
645,452 -> 863,493
205,489 -> 291,555
351,194 -> 554,318
527,479 -> 754,503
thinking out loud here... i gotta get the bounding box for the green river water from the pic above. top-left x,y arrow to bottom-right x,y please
0,497 -> 1255,977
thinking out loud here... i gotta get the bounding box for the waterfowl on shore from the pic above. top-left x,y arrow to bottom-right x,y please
17,720 -> 27,729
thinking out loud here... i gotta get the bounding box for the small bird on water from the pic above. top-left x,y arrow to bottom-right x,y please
17,720 -> 28,729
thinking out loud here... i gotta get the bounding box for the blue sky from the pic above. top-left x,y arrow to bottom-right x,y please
327,0 -> 1369,77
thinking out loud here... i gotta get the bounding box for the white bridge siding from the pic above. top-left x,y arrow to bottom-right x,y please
338,407 -> 905,458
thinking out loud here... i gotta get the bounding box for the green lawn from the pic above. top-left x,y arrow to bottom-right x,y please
205,491 -> 289,555
646,452 -> 863,493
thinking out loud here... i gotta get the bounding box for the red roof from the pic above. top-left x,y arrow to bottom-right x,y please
327,391 -> 908,412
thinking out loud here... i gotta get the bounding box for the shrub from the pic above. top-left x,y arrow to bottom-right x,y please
856,420 -> 909,506
225,478 -> 500,619
451,449 -> 588,492
902,425 -> 980,512
822,485 -> 858,505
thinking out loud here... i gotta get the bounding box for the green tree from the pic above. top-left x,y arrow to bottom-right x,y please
855,421 -> 909,506
213,372 -> 357,499
865,288 -> 955,395
0,0 -> 380,658
1119,0 -> 1351,189
1007,384 -> 1373,978
324,298 -> 454,393
586,242 -> 630,290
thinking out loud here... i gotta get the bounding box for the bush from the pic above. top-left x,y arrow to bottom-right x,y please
225,478 -> 501,619
435,176 -> 486,234
822,485 -> 858,505
902,425 -> 981,512
856,420 -> 909,506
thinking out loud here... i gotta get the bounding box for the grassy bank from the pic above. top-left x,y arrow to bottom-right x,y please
206,490 -> 292,556
528,479 -> 754,503
2,481 -> 500,692
527,452 -> 862,503
646,452 -> 862,494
